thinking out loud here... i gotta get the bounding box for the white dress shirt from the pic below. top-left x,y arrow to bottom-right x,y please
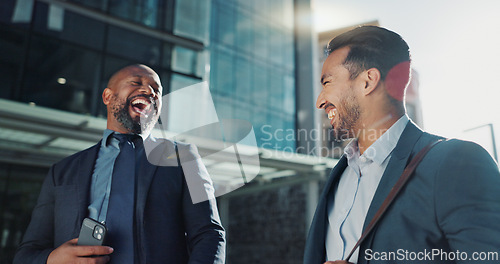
325,115 -> 409,263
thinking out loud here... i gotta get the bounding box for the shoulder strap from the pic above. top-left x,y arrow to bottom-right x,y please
345,139 -> 444,262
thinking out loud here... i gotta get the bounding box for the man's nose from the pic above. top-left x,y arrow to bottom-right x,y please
316,92 -> 326,109
138,85 -> 157,98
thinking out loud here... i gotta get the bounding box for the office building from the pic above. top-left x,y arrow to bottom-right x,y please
0,0 -> 326,263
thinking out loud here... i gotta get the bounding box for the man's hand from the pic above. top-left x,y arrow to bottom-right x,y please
324,261 -> 353,264
47,238 -> 113,264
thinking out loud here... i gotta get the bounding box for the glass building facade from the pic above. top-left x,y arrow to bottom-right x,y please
209,0 -> 296,151
0,0 -> 295,151
1,0 -> 207,120
0,0 -> 308,262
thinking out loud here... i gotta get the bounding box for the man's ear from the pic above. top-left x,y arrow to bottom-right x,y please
363,68 -> 381,95
102,88 -> 112,106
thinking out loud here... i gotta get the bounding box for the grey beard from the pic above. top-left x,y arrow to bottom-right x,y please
113,102 -> 142,134
111,96 -> 158,135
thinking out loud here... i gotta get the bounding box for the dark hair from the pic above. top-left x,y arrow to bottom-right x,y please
327,26 -> 411,81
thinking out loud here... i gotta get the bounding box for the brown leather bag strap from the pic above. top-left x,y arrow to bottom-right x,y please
345,139 -> 444,262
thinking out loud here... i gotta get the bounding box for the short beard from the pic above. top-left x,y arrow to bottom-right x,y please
111,95 -> 158,135
332,93 -> 361,142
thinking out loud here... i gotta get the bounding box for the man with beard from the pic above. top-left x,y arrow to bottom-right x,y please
14,64 -> 225,264
304,26 -> 500,264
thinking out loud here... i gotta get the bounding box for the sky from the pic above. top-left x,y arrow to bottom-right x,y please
312,0 -> 500,160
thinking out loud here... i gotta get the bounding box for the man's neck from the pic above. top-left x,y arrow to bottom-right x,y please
356,113 -> 403,154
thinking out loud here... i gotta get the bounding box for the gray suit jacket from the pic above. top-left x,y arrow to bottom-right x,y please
304,121 -> 500,263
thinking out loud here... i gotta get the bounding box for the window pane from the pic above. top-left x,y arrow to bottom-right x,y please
252,63 -> 268,107
106,26 -> 161,66
269,69 -> 283,111
109,0 -> 160,28
236,12 -> 253,53
174,0 -> 210,43
172,46 -> 201,76
170,73 -> 200,92
269,26 -> 284,65
235,56 -> 251,100
21,36 -> 102,115
0,0 -> 33,28
214,48 -> 234,96
212,3 -> 235,46
0,27 -> 26,100
33,2 -> 105,50
283,74 -> 296,115
213,95 -> 233,120
68,0 -> 108,11
253,19 -> 268,59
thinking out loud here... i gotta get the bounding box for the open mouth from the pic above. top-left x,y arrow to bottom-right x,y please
326,105 -> 337,125
130,97 -> 153,116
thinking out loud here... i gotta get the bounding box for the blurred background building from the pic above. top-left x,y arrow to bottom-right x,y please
0,0 -> 421,263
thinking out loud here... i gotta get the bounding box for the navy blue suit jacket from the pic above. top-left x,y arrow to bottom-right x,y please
304,121 -> 500,263
14,137 -> 225,264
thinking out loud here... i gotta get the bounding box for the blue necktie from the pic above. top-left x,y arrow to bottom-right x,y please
106,134 -> 139,264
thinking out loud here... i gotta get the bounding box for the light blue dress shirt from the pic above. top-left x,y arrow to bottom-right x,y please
325,115 -> 409,263
87,129 -> 121,223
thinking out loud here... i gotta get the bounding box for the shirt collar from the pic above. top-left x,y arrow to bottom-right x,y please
101,129 -> 115,148
101,129 -> 148,147
343,115 -> 409,165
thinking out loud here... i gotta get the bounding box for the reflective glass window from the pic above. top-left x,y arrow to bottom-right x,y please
235,56 -> 252,100
33,2 -> 105,50
269,70 -> 283,111
108,0 -> 160,28
106,26 -> 161,66
172,46 -> 202,77
283,75 -> 296,115
253,109 -> 270,148
213,95 -> 233,120
269,26 -> 284,65
253,19 -> 268,59
283,29 -> 295,70
236,12 -> 253,53
252,62 -> 268,107
68,0 -> 108,11
170,73 -> 200,92
212,3 -> 235,46
214,48 -> 235,96
0,0 -> 33,28
174,0 -> 209,43
21,36 -> 102,115
0,27 -> 26,100
283,117 -> 296,151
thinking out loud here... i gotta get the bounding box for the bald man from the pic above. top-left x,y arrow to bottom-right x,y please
14,65 -> 225,264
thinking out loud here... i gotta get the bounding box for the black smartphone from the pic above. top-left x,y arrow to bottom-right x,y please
77,218 -> 107,246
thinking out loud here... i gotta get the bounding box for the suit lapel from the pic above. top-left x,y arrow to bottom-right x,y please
305,155 -> 347,264
360,122 -> 423,250
76,143 -> 101,228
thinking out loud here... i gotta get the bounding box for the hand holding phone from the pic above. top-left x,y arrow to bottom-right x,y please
47,237 -> 113,264
77,218 -> 107,246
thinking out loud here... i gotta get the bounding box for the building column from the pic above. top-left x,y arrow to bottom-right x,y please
294,0 -> 320,156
